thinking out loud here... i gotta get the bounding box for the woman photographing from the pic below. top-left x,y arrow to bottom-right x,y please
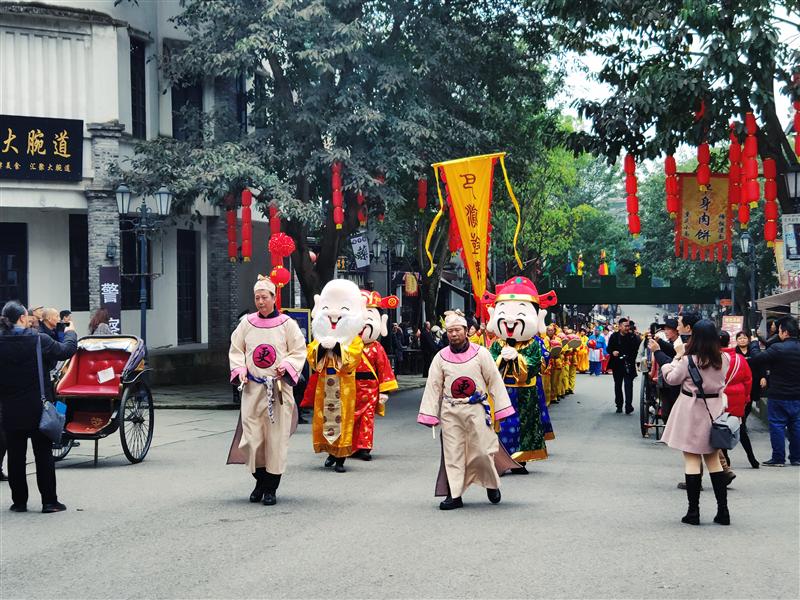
650,320 -> 732,526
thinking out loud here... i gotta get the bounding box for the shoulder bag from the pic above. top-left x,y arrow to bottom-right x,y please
687,356 -> 740,450
36,336 -> 65,443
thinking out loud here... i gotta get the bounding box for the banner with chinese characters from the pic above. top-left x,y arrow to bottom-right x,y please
425,152 -> 523,314
350,232 -> 370,269
0,114 -> 83,181
99,266 -> 122,335
675,173 -> 732,261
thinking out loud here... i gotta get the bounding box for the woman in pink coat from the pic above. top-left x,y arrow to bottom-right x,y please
656,320 -> 732,526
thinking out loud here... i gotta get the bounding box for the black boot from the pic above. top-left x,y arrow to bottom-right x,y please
740,424 -> 759,468
262,473 -> 281,506
710,471 -> 730,525
439,495 -> 463,510
250,468 -> 267,503
324,455 -> 336,468
334,457 -> 346,473
681,473 -> 701,525
510,464 -> 529,475
487,488 -> 501,504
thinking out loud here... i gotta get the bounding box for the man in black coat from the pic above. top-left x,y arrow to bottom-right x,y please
647,317 -> 682,422
0,302 -> 77,513
748,315 -> 800,467
606,317 -> 641,414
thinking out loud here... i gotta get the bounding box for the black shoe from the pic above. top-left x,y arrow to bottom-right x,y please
681,473 -> 702,525
358,450 -> 372,461
749,457 -> 760,469
790,460 -> 800,466
725,471 -> 736,486
9,503 -> 27,512
334,458 -> 347,473
0,471 -> 7,482
615,407 -> 623,413
625,405 -> 634,414
439,496 -> 463,510
324,455 -> 336,468
762,459 -> 785,467
250,483 -> 265,503
487,488 -> 501,504
262,491 -> 277,506
42,502 -> 66,513
710,471 -> 730,526
510,465 -> 529,475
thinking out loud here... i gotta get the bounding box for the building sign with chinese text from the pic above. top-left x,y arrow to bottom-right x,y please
350,233 -> 370,269
99,266 -> 122,335
675,173 -> 731,262
0,114 -> 83,181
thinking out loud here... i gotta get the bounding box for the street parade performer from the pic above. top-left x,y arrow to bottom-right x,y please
487,276 -> 558,471
417,310 -> 518,510
227,275 -> 308,506
351,290 -> 400,460
306,279 -> 367,473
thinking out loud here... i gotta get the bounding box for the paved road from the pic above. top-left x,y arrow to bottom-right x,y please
2,374 -> 798,599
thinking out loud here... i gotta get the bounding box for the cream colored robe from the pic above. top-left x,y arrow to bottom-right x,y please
418,343 -> 516,498
228,312 -> 307,474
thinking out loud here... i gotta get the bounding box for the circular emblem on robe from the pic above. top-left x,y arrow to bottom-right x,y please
451,376 -> 477,399
252,344 -> 277,369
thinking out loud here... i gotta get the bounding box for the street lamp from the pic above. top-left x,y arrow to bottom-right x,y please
726,261 -> 738,315
739,230 -> 758,331
784,165 -> 800,211
115,183 -> 173,346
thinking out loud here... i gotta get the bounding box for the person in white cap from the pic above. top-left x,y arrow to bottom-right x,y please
417,310 -> 518,510
227,275 -> 307,506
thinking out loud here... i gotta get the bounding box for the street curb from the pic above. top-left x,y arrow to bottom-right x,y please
154,381 -> 427,410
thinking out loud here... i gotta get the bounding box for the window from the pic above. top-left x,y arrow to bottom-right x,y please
0,223 -> 27,305
120,219 -> 151,309
68,214 -> 89,311
171,82 -> 203,142
130,38 -> 147,139
235,74 -> 248,132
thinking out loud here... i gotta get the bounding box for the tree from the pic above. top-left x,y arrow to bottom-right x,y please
124,0 -> 556,307
533,0 -> 800,211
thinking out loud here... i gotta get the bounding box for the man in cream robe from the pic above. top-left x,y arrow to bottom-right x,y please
228,276 -> 307,506
418,310 -> 517,510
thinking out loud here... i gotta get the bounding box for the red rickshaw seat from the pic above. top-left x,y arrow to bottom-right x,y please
65,411 -> 113,434
57,350 -> 127,397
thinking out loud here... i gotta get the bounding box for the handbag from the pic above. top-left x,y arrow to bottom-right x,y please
36,336 -> 65,443
687,356 -> 740,450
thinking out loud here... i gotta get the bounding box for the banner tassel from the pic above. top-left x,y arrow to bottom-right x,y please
425,166 -> 446,276
498,155 -> 524,270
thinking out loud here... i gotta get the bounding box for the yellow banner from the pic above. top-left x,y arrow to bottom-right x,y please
425,152 -> 523,298
676,173 -> 731,261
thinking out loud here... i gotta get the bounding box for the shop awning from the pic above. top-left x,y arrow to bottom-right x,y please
756,289 -> 800,314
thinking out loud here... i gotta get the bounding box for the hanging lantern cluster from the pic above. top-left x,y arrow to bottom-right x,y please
664,155 -> 679,218
743,112 -> 760,210
417,178 -> 427,213
332,162 -> 344,229
225,193 -> 238,263
763,158 -> 779,246
357,192 -> 367,227
624,154 -> 640,236
240,189 -> 252,262
697,142 -> 711,191
727,125 -> 742,212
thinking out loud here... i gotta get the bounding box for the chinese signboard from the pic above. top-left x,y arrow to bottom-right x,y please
350,233 -> 370,269
0,114 -> 83,181
283,308 -> 311,343
99,266 -> 122,335
721,316 -> 744,346
675,173 -> 731,261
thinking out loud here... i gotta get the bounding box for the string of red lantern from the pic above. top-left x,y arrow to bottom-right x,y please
697,142 -> 711,190
225,193 -> 238,263
332,162 -> 344,229
357,192 -> 367,226
624,154 -> 640,236
738,148 -> 750,229
665,155 -> 679,218
763,158 -> 778,246
727,124 -> 742,213
240,189 -> 252,262
743,112 -> 760,209
417,178 -> 428,213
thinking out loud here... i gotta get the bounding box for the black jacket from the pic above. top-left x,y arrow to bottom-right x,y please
420,329 -> 437,355
736,346 -> 766,404
748,338 -> 800,401
0,327 -> 77,431
607,332 -> 641,372
652,338 -> 681,401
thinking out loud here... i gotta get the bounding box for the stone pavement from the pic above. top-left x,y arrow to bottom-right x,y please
2,373 -> 798,599
152,374 -> 428,409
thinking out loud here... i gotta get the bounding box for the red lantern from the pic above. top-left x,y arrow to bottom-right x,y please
745,180 -> 760,205
624,154 -> 639,236
268,232 -> 296,260
738,202 -> 750,229
764,219 -> 778,246
763,158 -> 776,179
628,213 -> 641,236
667,194 -> 679,217
357,191 -> 367,226
764,200 -> 779,220
240,188 -> 252,262
269,205 -> 281,235
624,154 -> 635,175
332,162 -> 344,230
333,206 -> 345,226
664,155 -> 677,175
697,143 -> 710,164
417,178 -> 427,213
763,157 -> 779,246
626,195 -> 639,214
625,176 -> 637,195
743,159 -> 758,180
743,136 -> 757,158
745,112 -> 757,135
697,164 -> 711,186
666,177 -> 678,196
226,208 -> 237,263
270,265 -> 291,287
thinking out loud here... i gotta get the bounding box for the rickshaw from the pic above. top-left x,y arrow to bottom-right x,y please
52,335 -> 154,466
639,346 -> 665,439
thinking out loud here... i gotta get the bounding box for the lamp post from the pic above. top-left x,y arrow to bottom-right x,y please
115,183 -> 173,346
372,237 -> 407,326
784,165 -> 800,212
739,230 -> 758,331
726,261 -> 738,316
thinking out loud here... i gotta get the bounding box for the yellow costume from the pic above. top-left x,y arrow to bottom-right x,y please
577,335 -> 589,373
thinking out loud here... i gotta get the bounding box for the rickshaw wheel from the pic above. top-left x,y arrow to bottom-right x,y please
639,378 -> 648,437
52,439 -> 74,462
119,382 -> 154,463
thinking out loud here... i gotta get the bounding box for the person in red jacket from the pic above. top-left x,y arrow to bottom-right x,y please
720,331 -> 753,482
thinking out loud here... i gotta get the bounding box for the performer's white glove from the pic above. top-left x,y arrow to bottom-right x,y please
500,345 -> 518,361
319,336 -> 337,349
379,393 -> 388,405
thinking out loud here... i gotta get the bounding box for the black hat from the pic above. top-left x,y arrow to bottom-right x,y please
664,318 -> 679,330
